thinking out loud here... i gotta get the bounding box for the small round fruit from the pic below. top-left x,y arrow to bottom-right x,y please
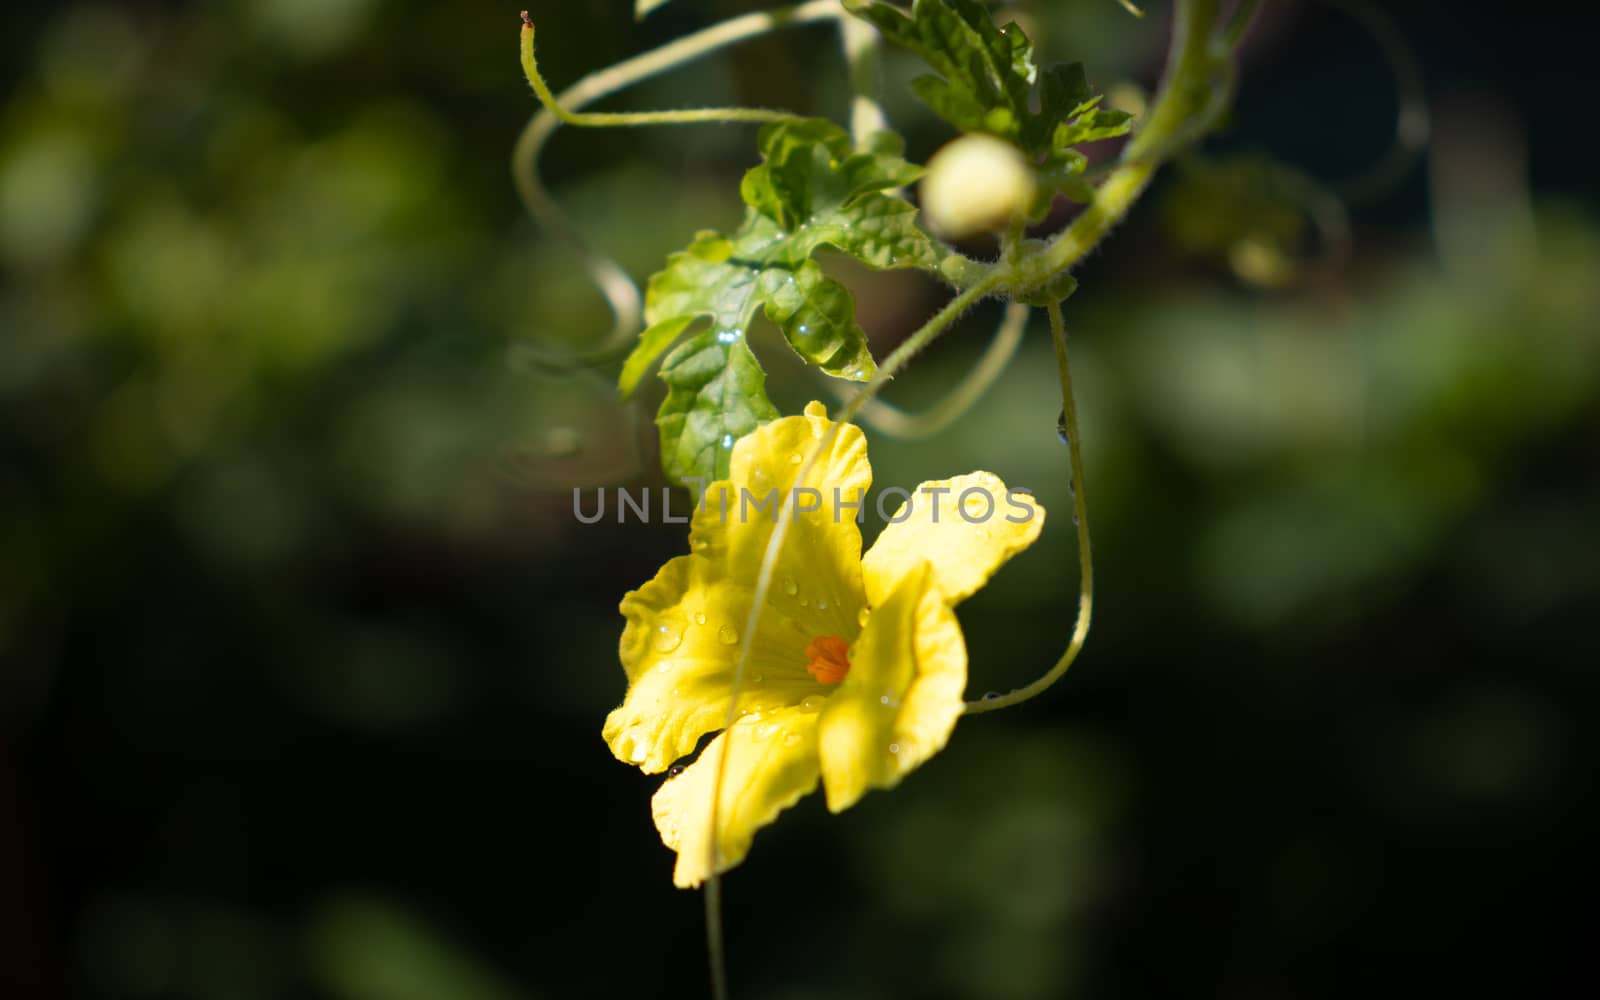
919,134 -> 1036,239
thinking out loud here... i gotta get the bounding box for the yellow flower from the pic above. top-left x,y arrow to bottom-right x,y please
605,402 -> 1044,887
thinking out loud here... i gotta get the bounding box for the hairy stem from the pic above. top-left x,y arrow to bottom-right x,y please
1017,0 -> 1222,290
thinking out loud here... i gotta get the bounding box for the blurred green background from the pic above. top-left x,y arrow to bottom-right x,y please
2,1 -> 1595,998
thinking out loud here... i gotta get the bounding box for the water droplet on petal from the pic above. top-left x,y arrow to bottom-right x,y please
720,433 -> 735,450
718,624 -> 739,645
788,453 -> 802,465
802,695 -> 826,710
857,607 -> 871,627
799,597 -> 809,607
783,730 -> 802,747
887,742 -> 901,755
668,764 -> 685,777
716,328 -> 740,344
796,323 -> 810,337
654,622 -> 684,652
694,612 -> 707,626
816,597 -> 829,610
1056,407 -> 1071,447
783,577 -> 798,596
751,672 -> 764,684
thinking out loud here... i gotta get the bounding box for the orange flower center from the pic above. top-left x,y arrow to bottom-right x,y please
804,634 -> 851,684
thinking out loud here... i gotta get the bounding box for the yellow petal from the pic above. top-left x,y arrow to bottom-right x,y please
608,554 -> 828,774
817,563 -> 967,813
695,400 -> 873,640
861,472 -> 1044,607
606,402 -> 873,773
652,705 -> 821,888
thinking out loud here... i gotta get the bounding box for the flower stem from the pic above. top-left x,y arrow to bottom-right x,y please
700,267 -> 1003,1000
704,877 -> 728,1000
963,300 -> 1092,715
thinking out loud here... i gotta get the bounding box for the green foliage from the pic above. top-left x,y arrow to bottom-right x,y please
621,118 -> 940,490
847,0 -> 1133,169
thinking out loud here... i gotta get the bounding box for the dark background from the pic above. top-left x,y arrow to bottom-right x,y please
3,2 -> 1595,998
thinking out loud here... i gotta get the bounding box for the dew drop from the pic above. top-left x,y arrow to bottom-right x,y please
816,597 -> 830,611
668,764 -> 685,777
796,323 -> 811,337
694,612 -> 707,626
751,672 -> 764,684
783,576 -> 799,597
879,693 -> 895,706
799,597 -> 809,607
654,622 -> 684,652
783,730 -> 802,747
983,690 -> 1002,701
720,433 -> 735,450
888,742 -> 901,755
857,607 -> 871,627
1056,407 -> 1071,447
801,695 -> 826,710
716,328 -> 740,344
754,723 -> 776,741
717,624 -> 739,645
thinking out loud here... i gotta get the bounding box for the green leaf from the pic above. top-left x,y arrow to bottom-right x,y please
620,118 -> 940,489
618,316 -> 692,399
656,329 -> 781,489
850,0 -> 1134,161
